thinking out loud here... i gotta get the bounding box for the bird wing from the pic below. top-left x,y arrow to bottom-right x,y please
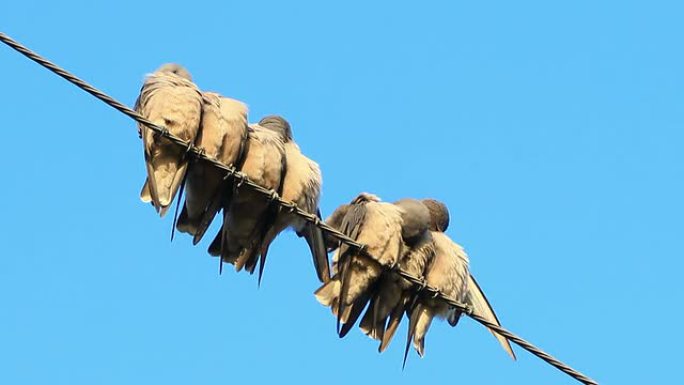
256,141 -> 329,282
466,273 -> 517,360
338,201 -> 403,330
223,126 -> 285,280
137,72 -> 202,215
176,92 -> 225,236
301,210 -> 331,283
189,96 -> 249,244
289,147 -> 328,282
324,203 -> 350,252
427,232 -> 470,301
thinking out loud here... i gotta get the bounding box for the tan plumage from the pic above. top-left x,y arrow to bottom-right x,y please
207,123 -> 286,272
314,193 -> 403,328
358,199 -> 435,346
176,92 -> 249,244
238,116 -> 329,284
137,63 -> 202,217
406,231 -> 470,359
402,199 -> 515,363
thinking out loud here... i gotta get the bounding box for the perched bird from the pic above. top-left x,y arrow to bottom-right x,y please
207,121 -> 287,274
403,228 -> 470,363
176,93 -> 249,244
137,63 -> 203,217
233,115 -> 329,284
368,199 -> 451,353
356,199 -> 435,343
314,193 -> 406,333
402,199 -> 516,364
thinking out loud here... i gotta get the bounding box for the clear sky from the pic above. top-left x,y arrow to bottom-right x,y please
1,1 -> 681,384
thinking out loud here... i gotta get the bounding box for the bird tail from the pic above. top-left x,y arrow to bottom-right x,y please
232,199 -> 281,282
379,292 -> 411,352
207,229 -> 221,257
140,178 -> 152,203
146,154 -> 188,217
302,210 -> 331,283
359,296 -> 378,339
403,302 -> 421,369
314,279 -> 340,307
339,278 -> 380,338
447,308 -> 463,327
175,204 -> 196,235
337,254 -> 382,326
411,303 -> 434,358
192,180 -> 233,245
359,277 -> 399,342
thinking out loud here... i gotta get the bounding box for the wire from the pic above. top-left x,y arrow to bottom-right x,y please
0,31 -> 598,385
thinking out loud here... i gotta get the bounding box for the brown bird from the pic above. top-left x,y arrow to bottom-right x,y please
402,199 -> 516,364
137,63 -> 203,217
233,115 -> 329,284
403,229 -> 469,363
175,93 -> 249,244
356,199 -> 435,343
207,121 -> 287,274
314,193 -> 405,333
352,199 -> 449,352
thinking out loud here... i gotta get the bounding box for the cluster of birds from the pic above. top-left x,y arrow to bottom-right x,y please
136,63 -> 516,365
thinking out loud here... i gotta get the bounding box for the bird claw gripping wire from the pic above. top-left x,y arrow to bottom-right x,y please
186,144 -> 204,162
234,172 -> 246,188
414,277 -> 429,293
222,167 -> 236,182
154,127 -> 170,140
282,201 -> 297,213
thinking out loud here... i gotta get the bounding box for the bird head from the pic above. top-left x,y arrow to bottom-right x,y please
258,115 -> 293,142
351,192 -> 381,204
422,199 -> 450,232
155,63 -> 193,81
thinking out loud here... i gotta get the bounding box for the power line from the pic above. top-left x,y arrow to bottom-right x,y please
0,31 -> 598,385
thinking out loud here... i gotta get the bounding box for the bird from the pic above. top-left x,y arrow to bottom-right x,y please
364,199 -> 450,353
175,92 -> 249,244
401,199 -> 516,365
314,193 -> 407,334
207,120 -> 287,275
356,199 -> 435,343
402,225 -> 470,364
137,63 -> 203,217
233,115 -> 329,284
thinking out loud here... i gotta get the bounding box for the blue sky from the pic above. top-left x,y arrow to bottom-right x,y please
1,1 -> 681,384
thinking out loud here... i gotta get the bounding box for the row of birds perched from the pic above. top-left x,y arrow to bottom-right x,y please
135,63 -> 516,365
